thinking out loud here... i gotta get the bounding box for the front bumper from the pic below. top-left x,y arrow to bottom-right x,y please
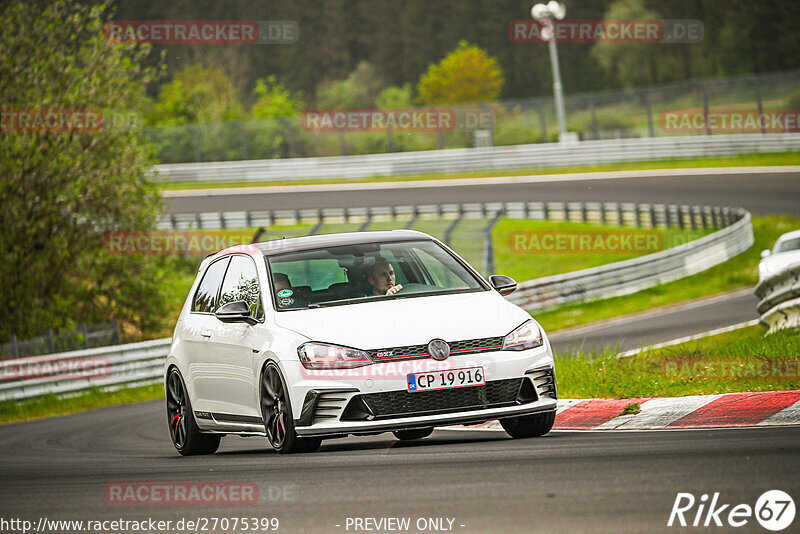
284,345 -> 557,438
295,395 -> 557,437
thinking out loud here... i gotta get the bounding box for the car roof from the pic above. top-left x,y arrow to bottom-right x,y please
255,230 -> 434,257
776,229 -> 800,244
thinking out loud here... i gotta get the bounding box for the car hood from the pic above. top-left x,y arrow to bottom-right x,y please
760,251 -> 800,280
272,290 -> 532,350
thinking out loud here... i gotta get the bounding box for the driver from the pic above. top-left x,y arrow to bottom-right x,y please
366,257 -> 403,296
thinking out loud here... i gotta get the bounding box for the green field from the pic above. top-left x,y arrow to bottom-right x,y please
555,326 -> 800,399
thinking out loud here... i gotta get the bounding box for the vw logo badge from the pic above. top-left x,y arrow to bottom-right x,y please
427,339 -> 451,361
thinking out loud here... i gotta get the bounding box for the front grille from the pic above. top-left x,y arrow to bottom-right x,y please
368,336 -> 504,362
343,378 -> 527,421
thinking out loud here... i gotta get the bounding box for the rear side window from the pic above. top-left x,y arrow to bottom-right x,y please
218,255 -> 264,319
192,257 -> 230,313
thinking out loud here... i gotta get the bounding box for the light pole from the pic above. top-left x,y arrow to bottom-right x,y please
532,1 -> 570,142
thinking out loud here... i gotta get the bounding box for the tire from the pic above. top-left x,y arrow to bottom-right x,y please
393,427 -> 434,441
500,410 -> 556,439
260,363 -> 322,454
166,369 -> 221,456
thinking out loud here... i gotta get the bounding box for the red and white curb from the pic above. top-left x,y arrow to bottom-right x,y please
455,390 -> 800,431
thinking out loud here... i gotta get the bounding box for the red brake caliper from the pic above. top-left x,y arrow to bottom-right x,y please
172,414 -> 181,439
277,413 -> 286,441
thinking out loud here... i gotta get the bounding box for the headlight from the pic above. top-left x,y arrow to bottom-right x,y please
297,342 -> 373,369
503,320 -> 544,351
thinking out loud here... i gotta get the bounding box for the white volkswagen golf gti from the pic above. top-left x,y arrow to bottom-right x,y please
165,230 -> 558,455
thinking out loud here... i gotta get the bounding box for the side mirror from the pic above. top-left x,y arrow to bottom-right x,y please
760,249 -> 771,259
216,300 -> 258,325
489,275 -> 517,296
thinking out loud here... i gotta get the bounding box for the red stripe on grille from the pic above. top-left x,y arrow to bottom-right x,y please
371,345 -> 501,362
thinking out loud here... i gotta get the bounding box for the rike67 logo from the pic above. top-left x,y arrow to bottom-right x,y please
668,490 -> 795,531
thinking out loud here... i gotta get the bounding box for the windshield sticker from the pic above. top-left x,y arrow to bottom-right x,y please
277,289 -> 293,298
279,297 -> 294,307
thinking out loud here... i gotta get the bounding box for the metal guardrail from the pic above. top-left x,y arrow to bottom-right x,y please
153,133 -> 800,184
755,264 -> 800,333
510,206 -> 753,310
1,319 -> 121,359
2,201 -> 753,401
0,339 -> 169,402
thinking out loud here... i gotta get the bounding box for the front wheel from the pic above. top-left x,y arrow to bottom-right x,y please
166,369 -> 221,455
260,363 -> 322,454
500,410 -> 556,438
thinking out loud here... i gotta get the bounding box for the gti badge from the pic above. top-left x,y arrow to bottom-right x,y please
427,339 -> 451,361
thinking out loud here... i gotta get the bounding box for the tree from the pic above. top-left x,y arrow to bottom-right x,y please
250,76 -> 304,119
376,85 -> 414,110
0,0 -> 172,341
417,41 -> 504,105
146,64 -> 244,126
591,0 -> 682,87
316,62 -> 385,109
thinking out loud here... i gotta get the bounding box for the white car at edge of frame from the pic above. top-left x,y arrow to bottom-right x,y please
759,228 -> 800,281
164,230 -> 558,455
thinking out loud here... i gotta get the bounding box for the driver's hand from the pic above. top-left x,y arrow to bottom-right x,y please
385,284 -> 403,295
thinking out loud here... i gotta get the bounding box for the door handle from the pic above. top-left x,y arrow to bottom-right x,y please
200,329 -> 212,338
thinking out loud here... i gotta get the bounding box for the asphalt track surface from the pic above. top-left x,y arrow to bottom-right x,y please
4,168 -> 798,533
1,401 -> 798,533
162,168 -> 800,216
548,288 -> 759,354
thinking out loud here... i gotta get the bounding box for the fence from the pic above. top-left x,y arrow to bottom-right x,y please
0,201 -> 754,401
145,69 -> 800,164
153,133 -> 800,184
755,264 -> 800,333
0,339 -> 168,402
0,320 -> 121,360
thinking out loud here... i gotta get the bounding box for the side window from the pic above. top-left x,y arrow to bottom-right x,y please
218,256 -> 263,319
193,257 -> 230,313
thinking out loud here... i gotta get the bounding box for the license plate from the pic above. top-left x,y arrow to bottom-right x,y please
407,366 -> 485,392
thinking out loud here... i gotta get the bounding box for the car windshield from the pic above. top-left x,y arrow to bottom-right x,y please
775,237 -> 800,254
266,240 -> 485,310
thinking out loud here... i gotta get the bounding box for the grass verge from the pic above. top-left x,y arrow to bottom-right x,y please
533,215 -> 800,332
156,151 -> 799,190
555,326 -> 800,399
0,383 -> 164,425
